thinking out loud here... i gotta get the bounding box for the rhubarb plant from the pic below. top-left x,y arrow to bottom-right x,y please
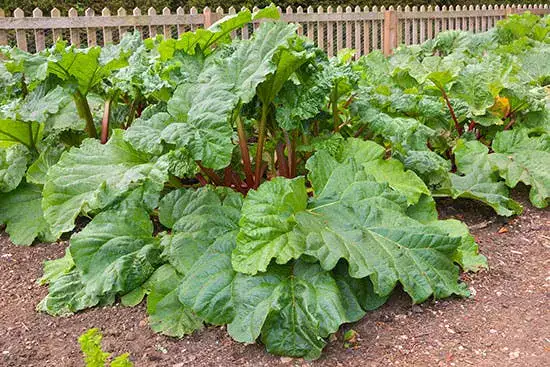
0,9 -> 548,360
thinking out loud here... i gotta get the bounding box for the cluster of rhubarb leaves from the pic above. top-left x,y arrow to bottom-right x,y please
350,12 -> 550,214
0,8 -> 548,359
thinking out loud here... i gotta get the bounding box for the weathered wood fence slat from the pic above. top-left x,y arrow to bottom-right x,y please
1,4 -> 548,55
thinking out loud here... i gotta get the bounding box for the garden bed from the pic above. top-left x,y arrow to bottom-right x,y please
1,187 -> 548,367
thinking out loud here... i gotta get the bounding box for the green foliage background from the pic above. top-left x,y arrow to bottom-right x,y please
2,1 -> 548,15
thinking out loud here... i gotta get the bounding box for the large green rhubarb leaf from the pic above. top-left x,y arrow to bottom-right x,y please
123,112 -> 172,156
429,219 -> 488,272
296,162 -> 468,302
307,139 -> 430,205
179,231 -> 238,325
234,158 -> 468,303
25,145 -> 64,186
181,228 -> 378,360
69,203 -> 162,298
228,260 -> 365,360
489,130 -> 550,208
42,130 -> 167,237
450,62 -> 502,116
39,199 -> 163,314
0,181 -> 56,245
38,270 -> 110,316
274,65 -> 332,130
161,187 -> 243,331
160,187 -> 242,274
48,39 -> 132,95
232,177 -> 308,274
441,140 -> 523,216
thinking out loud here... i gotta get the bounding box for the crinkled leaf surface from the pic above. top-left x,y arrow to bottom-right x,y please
228,260 -> 365,360
297,162 -> 468,302
428,219 -> 488,272
42,130 -> 167,237
26,145 -> 64,186
0,182 -> 56,245
489,130 -> 550,208
232,177 -> 308,274
48,41 -> 130,95
450,62 -> 501,116
124,112 -> 172,156
145,264 -> 203,337
160,188 -> 243,330
0,144 -> 28,192
179,232 -> 239,325
403,150 -> 452,190
441,140 -> 523,216
38,248 -> 74,285
234,157 -> 468,303
38,269 -> 112,316
309,139 -> 430,205
69,204 -> 162,298
274,65 -> 332,130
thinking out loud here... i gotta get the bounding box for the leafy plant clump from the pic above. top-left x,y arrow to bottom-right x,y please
0,7 -> 548,359
79,328 -> 133,367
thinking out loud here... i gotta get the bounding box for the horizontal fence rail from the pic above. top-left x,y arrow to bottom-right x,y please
0,4 -> 548,56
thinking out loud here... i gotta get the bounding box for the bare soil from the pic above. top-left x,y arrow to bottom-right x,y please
1,187 -> 549,367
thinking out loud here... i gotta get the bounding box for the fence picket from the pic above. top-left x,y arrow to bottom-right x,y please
33,8 -> 45,51
345,6 -> 352,49
419,6 -> 426,42
354,6 -> 361,58
363,6 -> 370,55
148,8 -> 157,37
372,6 -> 379,51
132,8 -> 142,37
190,7 -> 198,32
85,8 -> 97,46
14,8 -> 27,51
102,8 -> 112,45
317,6 -> 324,50
307,6 -> 314,41
296,7 -> 304,36
404,5 -> 411,45
326,6 -> 333,57
177,7 -> 186,36
163,8 -> 172,38
336,6 -> 343,52
69,8 -> 80,47
117,8 -> 128,38
411,6 -> 418,45
203,7 -> 212,29
51,8 -> 63,42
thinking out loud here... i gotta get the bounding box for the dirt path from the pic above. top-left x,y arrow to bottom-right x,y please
1,187 -> 549,367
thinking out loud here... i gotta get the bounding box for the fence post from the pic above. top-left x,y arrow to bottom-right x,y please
383,8 -> 398,55
0,9 -> 6,46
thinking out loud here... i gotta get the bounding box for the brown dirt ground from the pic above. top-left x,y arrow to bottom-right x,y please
1,187 -> 549,367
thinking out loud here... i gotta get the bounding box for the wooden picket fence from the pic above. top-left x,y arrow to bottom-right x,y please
0,4 -> 548,56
